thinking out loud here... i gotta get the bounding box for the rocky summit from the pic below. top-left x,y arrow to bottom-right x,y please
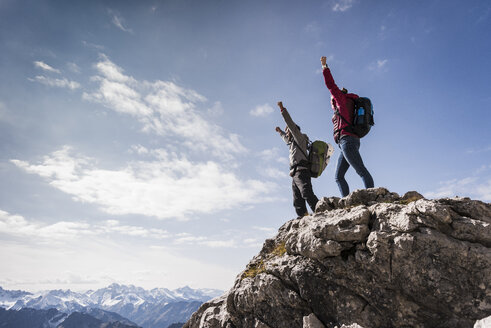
184,188 -> 491,328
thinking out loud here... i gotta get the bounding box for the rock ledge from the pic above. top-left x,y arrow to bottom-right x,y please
184,188 -> 491,328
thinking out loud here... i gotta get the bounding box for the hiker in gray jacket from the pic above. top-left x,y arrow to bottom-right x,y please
275,101 -> 319,218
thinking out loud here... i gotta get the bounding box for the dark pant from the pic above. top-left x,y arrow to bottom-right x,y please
335,135 -> 374,197
292,169 -> 319,216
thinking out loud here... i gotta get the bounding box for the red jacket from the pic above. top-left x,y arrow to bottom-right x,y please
322,67 -> 359,143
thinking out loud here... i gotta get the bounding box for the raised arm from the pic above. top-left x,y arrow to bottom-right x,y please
275,126 -> 289,144
277,102 -> 304,146
320,56 -> 344,101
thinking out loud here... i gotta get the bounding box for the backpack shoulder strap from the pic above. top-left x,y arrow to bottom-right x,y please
335,110 -> 355,135
335,110 -> 352,125
292,136 -> 309,161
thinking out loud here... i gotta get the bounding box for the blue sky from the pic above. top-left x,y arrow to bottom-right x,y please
0,0 -> 490,292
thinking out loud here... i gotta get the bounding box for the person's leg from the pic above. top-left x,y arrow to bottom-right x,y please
296,170 -> 319,212
335,145 -> 351,197
339,136 -> 374,189
292,176 -> 308,216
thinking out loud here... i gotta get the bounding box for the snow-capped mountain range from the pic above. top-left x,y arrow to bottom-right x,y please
0,284 -> 221,310
0,284 -> 222,328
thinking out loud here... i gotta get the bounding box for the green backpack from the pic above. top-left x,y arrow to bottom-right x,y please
295,139 -> 334,178
309,140 -> 334,178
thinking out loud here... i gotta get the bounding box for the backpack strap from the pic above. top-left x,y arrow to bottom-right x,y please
291,137 -> 310,164
335,110 -> 355,135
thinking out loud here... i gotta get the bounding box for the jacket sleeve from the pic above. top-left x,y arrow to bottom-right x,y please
281,108 -> 308,154
278,130 -> 290,144
323,67 -> 344,104
280,108 -> 303,145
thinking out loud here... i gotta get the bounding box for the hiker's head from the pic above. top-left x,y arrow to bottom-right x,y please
341,88 -> 348,94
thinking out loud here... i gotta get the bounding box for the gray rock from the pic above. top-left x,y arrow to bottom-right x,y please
285,206 -> 371,260
341,187 -> 399,208
400,191 -> 424,203
184,294 -> 232,328
315,197 -> 340,213
474,315 -> 491,328
185,188 -> 491,328
303,313 -> 325,328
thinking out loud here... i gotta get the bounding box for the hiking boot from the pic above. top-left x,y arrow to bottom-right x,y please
296,212 -> 309,220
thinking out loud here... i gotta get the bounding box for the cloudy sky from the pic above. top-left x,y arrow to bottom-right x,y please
1,0 -> 490,292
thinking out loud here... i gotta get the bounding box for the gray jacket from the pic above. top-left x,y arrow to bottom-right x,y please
279,108 -> 310,176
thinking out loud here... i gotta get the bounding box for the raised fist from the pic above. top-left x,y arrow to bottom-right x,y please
320,56 -> 327,66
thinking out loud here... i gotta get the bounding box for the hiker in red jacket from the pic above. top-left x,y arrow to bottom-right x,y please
321,56 -> 374,197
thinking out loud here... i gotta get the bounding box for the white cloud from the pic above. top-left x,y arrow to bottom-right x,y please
368,59 -> 389,71
29,76 -> 80,90
378,25 -> 389,40
67,62 -> 81,73
173,232 -> 236,248
130,144 -> 150,155
101,220 -> 169,239
82,40 -> 105,50
258,148 -> 288,178
377,59 -> 388,68
253,226 -> 277,235
0,209 -> 168,243
258,148 -> 289,179
110,12 -> 134,34
332,0 -> 355,12
243,238 -> 260,246
0,209 -> 94,244
475,165 -> 491,174
425,174 -> 491,202
0,274 -> 100,291
183,238 -> 235,248
304,21 -> 320,34
250,103 -> 274,117
203,240 -> 235,248
83,55 -> 246,159
262,167 -> 288,179
0,102 -> 13,123
11,146 -> 276,220
466,146 -> 491,154
0,219 -> 237,290
33,61 -> 60,74
15,56 -> 281,222
208,101 -> 224,116
0,209 -> 248,253
258,147 -> 289,164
